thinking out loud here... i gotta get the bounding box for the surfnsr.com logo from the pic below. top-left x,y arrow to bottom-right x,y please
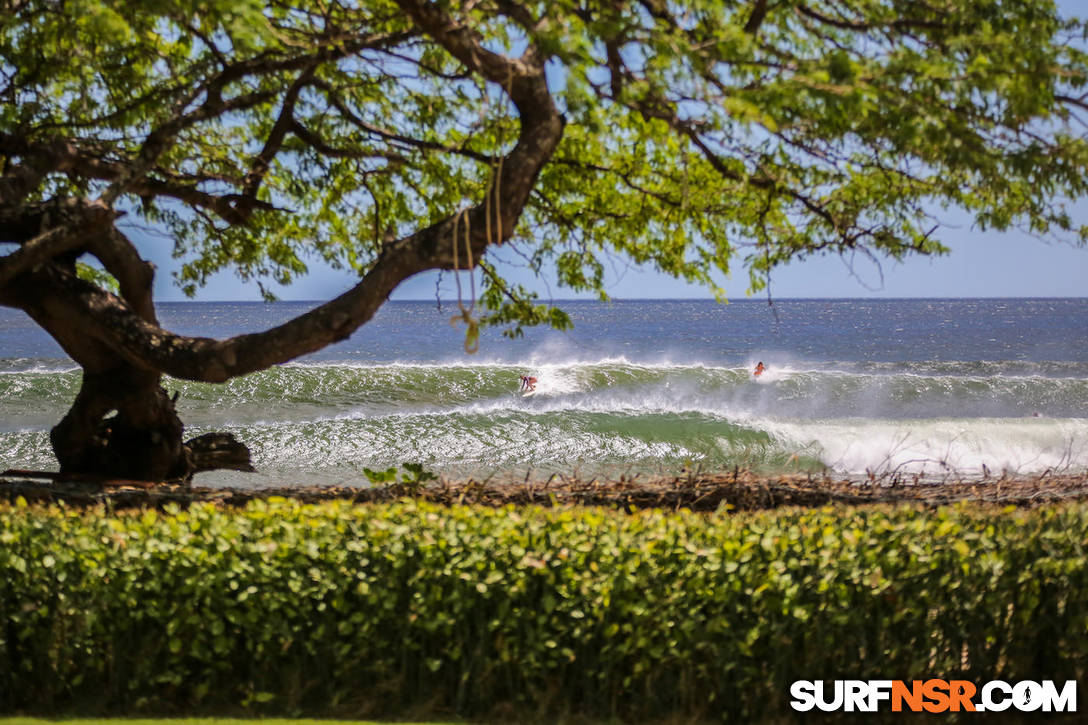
790,679 -> 1076,713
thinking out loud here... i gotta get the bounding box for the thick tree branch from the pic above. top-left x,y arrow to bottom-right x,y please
0,200 -> 115,287
13,158 -> 562,382
795,4 -> 945,32
5,0 -> 555,388
0,134 -> 280,225
494,0 -> 544,37
612,81 -> 841,231
8,237 -> 421,381
744,0 -> 770,35
1058,93 -> 1088,112
289,120 -> 409,162
392,0 -> 539,84
7,0 -> 568,384
199,29 -> 417,104
241,65 -> 317,201
0,226 -> 86,286
98,89 -> 280,206
392,0 -> 564,238
313,79 -> 495,163
86,227 -> 158,324
60,29 -> 416,208
0,158 -> 51,208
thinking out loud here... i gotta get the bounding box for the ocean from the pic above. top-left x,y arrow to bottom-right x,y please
2,298 -> 1087,488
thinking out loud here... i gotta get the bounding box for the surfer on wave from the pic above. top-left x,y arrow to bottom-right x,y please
519,374 -> 537,392
753,361 -> 766,378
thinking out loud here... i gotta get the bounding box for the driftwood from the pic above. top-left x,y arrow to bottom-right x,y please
3,469 -> 1088,512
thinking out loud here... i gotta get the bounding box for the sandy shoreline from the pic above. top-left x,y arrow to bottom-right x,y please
3,469 -> 1088,511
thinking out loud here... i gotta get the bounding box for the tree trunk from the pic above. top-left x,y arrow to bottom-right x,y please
50,367 -> 253,482
1,248 -> 255,483
51,368 -> 186,480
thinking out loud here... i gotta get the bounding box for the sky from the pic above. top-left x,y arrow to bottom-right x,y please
138,214 -> 1088,302
136,0 -> 1088,303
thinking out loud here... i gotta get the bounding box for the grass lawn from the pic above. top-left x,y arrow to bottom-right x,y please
0,720 -> 459,724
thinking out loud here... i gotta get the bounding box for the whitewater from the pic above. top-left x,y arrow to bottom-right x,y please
2,299 -> 1086,487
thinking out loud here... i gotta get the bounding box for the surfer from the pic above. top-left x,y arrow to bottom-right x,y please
753,361 -> 766,378
519,374 -> 537,392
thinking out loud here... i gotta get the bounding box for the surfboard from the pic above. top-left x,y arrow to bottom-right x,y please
521,389 -> 537,398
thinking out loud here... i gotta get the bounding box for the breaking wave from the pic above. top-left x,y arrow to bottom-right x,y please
4,357 -> 1086,486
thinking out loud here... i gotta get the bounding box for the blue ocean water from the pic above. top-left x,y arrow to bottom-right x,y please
2,298 -> 1087,487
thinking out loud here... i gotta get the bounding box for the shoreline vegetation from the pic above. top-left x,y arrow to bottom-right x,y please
3,468 -> 1088,512
3,496 -> 1087,721
0,719 -> 458,725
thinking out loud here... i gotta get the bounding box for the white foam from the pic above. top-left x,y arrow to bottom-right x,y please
514,364 -> 590,397
277,356 -> 741,373
760,417 -> 1088,475
0,364 -> 80,375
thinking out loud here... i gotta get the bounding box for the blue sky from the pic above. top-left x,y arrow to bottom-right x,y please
138,0 -> 1088,303
138,211 -> 1088,302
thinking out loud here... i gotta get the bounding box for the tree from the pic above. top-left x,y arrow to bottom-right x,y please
2,0 -> 1086,481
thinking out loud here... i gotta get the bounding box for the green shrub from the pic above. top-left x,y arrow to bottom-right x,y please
0,499 -> 1086,721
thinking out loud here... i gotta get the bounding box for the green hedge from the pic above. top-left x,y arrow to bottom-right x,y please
1,499 -> 1086,721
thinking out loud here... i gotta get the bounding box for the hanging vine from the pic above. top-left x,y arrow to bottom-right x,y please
448,80 -> 508,354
